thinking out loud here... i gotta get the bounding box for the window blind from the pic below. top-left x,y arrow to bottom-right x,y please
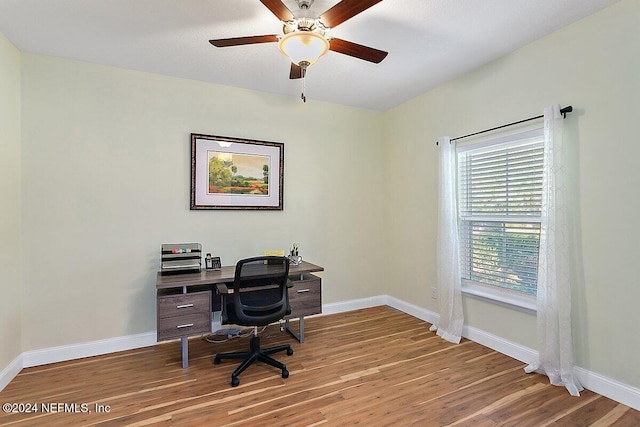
457,133 -> 544,296
458,141 -> 544,218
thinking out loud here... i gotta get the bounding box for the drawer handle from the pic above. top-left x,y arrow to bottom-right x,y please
297,289 -> 310,293
176,323 -> 194,329
176,304 -> 194,309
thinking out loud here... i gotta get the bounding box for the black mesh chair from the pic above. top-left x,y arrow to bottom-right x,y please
214,256 -> 293,387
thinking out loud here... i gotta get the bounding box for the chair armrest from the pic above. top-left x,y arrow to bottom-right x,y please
216,283 -> 229,294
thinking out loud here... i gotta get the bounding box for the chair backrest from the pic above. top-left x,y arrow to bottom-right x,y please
230,256 -> 290,326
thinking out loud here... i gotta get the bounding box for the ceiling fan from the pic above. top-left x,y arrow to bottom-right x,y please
209,0 -> 388,101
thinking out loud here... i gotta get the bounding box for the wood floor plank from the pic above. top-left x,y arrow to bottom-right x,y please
0,306 -> 638,426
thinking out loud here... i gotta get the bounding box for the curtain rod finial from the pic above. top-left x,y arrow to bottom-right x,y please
560,105 -> 573,118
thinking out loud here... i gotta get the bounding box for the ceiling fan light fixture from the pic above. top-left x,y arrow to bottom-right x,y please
278,31 -> 329,66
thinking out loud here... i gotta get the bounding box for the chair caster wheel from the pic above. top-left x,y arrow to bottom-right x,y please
282,369 -> 289,379
287,348 -> 294,356
214,357 -> 221,365
231,376 -> 240,387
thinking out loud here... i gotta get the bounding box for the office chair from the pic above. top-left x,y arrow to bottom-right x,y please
214,256 -> 293,387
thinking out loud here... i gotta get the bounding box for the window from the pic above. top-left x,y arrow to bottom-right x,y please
457,129 -> 544,309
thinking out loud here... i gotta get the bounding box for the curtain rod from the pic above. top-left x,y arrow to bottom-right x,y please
435,105 -> 573,146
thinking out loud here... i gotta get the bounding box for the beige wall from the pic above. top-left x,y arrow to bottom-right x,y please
383,0 -> 640,388
19,54 -> 386,349
0,34 -> 22,370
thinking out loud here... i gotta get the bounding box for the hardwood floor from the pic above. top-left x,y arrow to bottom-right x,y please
1,306 -> 638,426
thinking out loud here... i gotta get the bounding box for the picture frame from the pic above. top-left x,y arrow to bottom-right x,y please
190,133 -> 284,210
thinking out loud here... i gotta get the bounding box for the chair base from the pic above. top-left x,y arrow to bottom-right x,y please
214,335 -> 293,387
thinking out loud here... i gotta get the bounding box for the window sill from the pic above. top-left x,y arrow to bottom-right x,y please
461,282 -> 537,314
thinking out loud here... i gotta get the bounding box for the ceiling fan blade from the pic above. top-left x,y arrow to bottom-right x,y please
260,0 -> 294,22
329,38 -> 388,63
289,63 -> 303,79
209,35 -> 279,47
320,0 -> 383,28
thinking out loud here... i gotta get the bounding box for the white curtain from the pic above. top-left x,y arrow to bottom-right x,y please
429,136 -> 464,344
524,105 -> 583,396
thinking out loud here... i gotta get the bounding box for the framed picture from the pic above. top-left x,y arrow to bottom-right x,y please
190,133 -> 284,210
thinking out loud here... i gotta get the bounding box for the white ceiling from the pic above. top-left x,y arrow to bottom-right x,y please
0,0 -> 622,111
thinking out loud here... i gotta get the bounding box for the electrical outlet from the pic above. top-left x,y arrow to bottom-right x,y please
431,287 -> 438,299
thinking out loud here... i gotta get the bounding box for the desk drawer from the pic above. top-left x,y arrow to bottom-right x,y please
157,290 -> 211,341
287,274 -> 321,318
158,291 -> 211,319
157,313 -> 211,341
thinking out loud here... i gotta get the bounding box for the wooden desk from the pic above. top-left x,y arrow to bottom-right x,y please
156,261 -> 324,368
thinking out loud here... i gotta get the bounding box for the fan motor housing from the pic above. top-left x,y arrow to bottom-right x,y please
283,17 -> 326,36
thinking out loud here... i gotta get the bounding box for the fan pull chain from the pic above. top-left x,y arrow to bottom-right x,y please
301,63 -> 307,103
301,74 -> 306,103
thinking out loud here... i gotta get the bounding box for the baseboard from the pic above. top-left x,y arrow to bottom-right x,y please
385,295 -> 439,325
369,296 -> 537,366
21,331 -> 157,368
384,296 -> 534,364
575,366 -> 640,411
462,324 -> 538,366
2,296 -> 639,411
386,296 -> 538,364
321,295 -> 387,315
0,354 -> 23,392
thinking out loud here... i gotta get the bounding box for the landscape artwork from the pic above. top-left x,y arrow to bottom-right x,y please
191,133 -> 283,210
207,151 -> 270,196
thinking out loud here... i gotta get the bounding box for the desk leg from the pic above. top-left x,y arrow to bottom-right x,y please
285,317 -> 305,343
181,337 -> 189,368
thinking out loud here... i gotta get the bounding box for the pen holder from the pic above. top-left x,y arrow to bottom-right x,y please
289,255 -> 302,266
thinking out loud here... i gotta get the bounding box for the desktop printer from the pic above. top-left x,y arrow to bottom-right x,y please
160,243 -> 202,275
